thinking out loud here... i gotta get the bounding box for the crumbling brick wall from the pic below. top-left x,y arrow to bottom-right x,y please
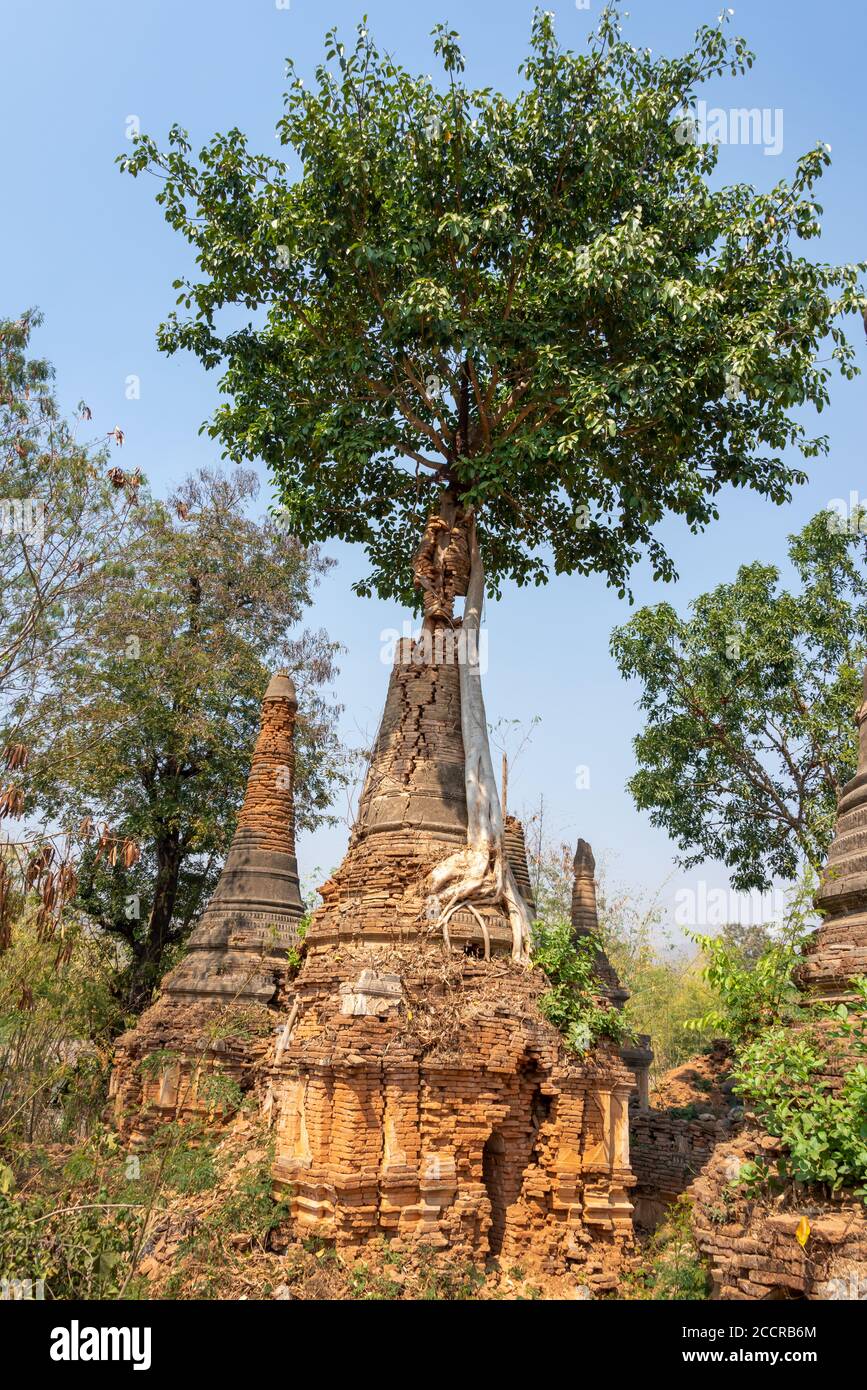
629,1110 -> 732,1229
109,994 -> 279,1147
269,948 -> 636,1279
691,1132 -> 867,1299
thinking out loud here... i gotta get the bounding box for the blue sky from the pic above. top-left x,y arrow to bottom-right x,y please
3,0 -> 865,931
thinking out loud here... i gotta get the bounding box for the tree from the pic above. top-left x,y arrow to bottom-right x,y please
121,7 -> 863,606
610,511 -> 867,892
120,6 -> 864,958
0,310 -> 138,707
1,312 -> 144,954
9,466 -> 344,1007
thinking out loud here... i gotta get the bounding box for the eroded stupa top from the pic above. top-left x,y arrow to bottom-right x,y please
163,668 -> 304,1003
802,665 -> 867,1000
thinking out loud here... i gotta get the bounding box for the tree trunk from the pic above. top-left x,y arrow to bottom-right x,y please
429,514 -> 533,962
126,833 -> 182,1007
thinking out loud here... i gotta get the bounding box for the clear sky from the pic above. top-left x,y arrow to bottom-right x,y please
3,0 -> 865,932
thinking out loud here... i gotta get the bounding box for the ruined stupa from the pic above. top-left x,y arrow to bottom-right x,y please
304,634 -> 530,959
798,665 -> 867,1003
571,838 -> 629,1007
690,666 -> 867,1298
110,671 -> 304,1142
267,506 -> 637,1275
112,504 -> 639,1276
163,670 -> 304,1003
571,837 -> 653,1107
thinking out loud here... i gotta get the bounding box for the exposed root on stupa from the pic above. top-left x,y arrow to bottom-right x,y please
423,511 -> 532,962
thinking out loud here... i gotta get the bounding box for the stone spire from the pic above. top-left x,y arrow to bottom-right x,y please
504,815 -> 536,918
572,839 -> 653,1103
800,664 -> 867,1002
307,638 -> 504,955
163,669 -> 304,1003
571,838 -> 628,1006
571,839 -> 600,938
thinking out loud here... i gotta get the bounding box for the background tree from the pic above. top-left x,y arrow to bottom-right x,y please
610,511 -> 867,892
0,312 -> 144,954
10,466 -> 344,1007
0,310 -> 138,706
121,6 -> 864,606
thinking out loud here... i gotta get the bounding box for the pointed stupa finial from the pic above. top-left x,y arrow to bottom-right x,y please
571,839 -> 599,938
162,667 -> 304,1002
573,837 -> 596,880
570,837 -> 629,1007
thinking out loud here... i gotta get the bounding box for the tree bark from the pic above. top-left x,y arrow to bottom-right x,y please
429,513 -> 533,962
121,832 -> 183,1007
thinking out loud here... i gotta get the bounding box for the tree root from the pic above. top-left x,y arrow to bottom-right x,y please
426,510 -> 532,964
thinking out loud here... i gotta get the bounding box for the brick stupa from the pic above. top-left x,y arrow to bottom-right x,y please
571,838 -> 653,1107
571,838 -> 628,1007
110,671 -> 304,1142
799,664 -> 867,1002
267,507 -> 637,1277
164,670 -> 304,1002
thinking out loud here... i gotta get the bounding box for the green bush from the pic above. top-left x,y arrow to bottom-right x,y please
685,881 -> 813,1045
531,919 -> 628,1053
0,913 -> 123,1146
734,981 -> 867,1198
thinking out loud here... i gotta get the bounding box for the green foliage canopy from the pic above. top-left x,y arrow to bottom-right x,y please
121,7 -> 865,605
611,512 -> 867,891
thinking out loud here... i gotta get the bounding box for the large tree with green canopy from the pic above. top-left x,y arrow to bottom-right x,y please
610,511 -> 867,893
120,4 -> 865,957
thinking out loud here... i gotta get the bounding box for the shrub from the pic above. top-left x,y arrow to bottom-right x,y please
531,919 -> 628,1052
734,980 -> 867,1199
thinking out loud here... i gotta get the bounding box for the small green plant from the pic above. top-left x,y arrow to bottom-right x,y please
643,1198 -> 710,1300
667,1102 -> 700,1121
196,1071 -> 243,1117
349,1260 -> 402,1300
138,1048 -> 180,1080
286,917 -> 310,975
685,877 -> 815,1045
531,920 -> 628,1053
153,1125 -> 219,1195
416,1246 -> 485,1300
733,980 -> 867,1199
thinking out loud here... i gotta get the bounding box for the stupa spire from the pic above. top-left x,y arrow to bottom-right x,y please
571,837 -> 629,1006
307,637 -> 534,955
163,668 -> 304,1003
800,663 -> 867,1001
